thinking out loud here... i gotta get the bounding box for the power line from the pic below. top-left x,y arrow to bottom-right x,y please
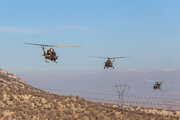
38,87 -> 180,110
39,87 -> 180,101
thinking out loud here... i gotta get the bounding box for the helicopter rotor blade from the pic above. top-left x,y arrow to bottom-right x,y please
24,43 -> 56,47
55,46 -> 81,48
144,79 -> 170,84
89,56 -> 129,59
110,56 -> 129,59
88,56 -> 108,59
144,79 -> 154,83
24,43 -> 80,48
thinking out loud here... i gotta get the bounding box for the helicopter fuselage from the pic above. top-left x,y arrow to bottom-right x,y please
42,47 -> 58,62
153,82 -> 162,90
104,59 -> 114,69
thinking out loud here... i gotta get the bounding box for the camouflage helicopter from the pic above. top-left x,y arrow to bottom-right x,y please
144,79 -> 163,90
24,43 -> 80,63
89,56 -> 128,69
153,82 -> 163,90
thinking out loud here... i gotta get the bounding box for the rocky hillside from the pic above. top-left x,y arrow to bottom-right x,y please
0,68 -> 179,120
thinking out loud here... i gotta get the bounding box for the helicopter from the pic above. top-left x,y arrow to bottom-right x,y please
24,43 -> 80,63
144,79 -> 163,90
89,56 -> 128,69
153,82 -> 163,90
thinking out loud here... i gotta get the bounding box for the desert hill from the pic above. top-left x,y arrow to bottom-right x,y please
0,68 -> 179,120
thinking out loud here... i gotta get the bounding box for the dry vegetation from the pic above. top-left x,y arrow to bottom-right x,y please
0,69 -> 179,120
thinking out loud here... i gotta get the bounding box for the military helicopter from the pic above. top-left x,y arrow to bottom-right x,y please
89,56 -> 128,69
153,82 -> 163,90
24,43 -> 80,63
144,79 -> 163,90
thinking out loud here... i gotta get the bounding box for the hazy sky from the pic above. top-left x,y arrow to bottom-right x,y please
0,1 -> 180,97
0,0 -> 180,73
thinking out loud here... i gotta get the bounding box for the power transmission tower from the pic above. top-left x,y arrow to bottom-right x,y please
113,83 -> 128,109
